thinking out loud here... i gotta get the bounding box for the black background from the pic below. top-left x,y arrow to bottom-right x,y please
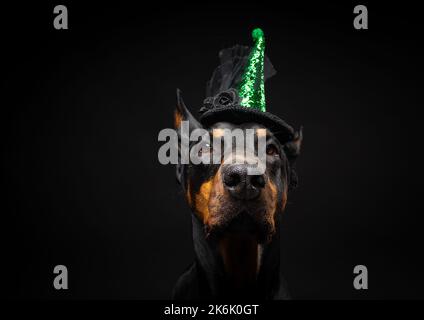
2,1 -> 423,299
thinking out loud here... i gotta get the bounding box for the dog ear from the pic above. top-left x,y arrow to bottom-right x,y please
174,88 -> 202,132
174,89 -> 203,184
284,127 -> 303,190
284,126 -> 303,164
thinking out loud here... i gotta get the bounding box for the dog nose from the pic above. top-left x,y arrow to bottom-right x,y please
222,164 -> 265,200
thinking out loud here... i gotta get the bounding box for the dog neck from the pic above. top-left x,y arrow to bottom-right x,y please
191,214 -> 286,299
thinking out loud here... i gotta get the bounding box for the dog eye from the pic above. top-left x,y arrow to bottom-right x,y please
266,144 -> 279,156
198,143 -> 212,156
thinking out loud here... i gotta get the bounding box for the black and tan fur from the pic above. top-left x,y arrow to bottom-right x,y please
172,90 -> 302,300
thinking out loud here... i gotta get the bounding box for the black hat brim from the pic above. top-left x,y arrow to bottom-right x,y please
199,106 -> 294,144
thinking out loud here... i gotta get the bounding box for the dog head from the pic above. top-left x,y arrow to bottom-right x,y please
174,90 -> 302,246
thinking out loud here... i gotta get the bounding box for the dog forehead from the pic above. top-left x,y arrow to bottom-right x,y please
210,122 -> 277,141
211,121 -> 264,130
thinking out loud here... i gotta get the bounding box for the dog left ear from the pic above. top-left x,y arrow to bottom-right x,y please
284,126 -> 303,164
283,127 -> 303,190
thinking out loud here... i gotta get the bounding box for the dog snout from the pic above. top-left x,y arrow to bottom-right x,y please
222,164 -> 265,200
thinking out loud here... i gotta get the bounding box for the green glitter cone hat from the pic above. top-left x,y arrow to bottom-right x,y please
199,28 -> 295,143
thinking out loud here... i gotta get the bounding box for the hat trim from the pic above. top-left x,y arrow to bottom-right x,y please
199,106 -> 294,144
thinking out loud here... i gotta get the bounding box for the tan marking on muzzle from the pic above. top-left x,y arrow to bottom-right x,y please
194,167 -> 227,227
268,180 -> 278,211
194,179 -> 213,224
263,179 -> 278,235
206,167 -> 226,227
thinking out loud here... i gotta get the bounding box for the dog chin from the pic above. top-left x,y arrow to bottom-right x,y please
205,208 -> 274,245
212,211 -> 275,286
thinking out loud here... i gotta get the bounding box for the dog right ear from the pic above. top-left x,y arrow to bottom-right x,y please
174,89 -> 202,184
174,88 -> 202,133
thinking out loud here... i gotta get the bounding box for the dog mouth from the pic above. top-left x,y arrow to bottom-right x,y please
225,211 -> 258,233
206,209 -> 272,244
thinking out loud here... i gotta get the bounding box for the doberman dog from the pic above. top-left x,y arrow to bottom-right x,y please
172,90 -> 302,300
